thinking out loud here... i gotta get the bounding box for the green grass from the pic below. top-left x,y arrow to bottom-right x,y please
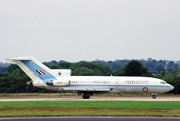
0,101 -> 180,110
0,101 -> 180,117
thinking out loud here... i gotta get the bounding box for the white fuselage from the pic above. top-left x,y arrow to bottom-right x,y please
44,76 -> 174,94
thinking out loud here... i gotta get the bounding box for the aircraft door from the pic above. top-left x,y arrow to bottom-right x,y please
115,79 -> 121,86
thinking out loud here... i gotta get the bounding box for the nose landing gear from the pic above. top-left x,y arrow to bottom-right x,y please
152,95 -> 156,99
152,93 -> 157,99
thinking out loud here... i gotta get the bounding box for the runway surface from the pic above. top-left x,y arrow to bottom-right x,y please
0,116 -> 180,121
0,97 -> 179,101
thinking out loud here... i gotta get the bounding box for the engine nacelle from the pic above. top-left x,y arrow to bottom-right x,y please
27,81 -> 33,86
26,80 -> 46,87
47,79 -> 70,87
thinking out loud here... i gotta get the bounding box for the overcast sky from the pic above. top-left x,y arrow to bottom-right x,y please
0,0 -> 180,62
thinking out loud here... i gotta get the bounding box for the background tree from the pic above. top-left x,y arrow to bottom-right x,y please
124,60 -> 152,76
160,68 -> 166,80
167,61 -> 179,72
72,67 -> 95,76
113,68 -> 125,76
145,60 -> 157,73
70,61 -> 112,76
155,64 -> 164,74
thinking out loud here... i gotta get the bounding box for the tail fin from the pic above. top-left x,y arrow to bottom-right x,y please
7,57 -> 57,84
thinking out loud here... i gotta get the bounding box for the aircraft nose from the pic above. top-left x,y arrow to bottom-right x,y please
171,85 -> 174,90
168,85 -> 174,91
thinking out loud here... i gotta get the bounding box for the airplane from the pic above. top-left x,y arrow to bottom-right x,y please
7,57 -> 174,99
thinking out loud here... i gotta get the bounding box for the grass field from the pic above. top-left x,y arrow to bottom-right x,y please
0,101 -> 180,117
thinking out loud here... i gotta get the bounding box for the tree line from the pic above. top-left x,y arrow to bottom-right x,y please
0,60 -> 180,94
93,58 -> 180,74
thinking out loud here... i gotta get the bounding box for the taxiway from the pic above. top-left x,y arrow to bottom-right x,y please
0,116 -> 180,121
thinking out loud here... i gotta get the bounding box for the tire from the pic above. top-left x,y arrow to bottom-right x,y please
83,95 -> 90,99
152,95 -> 156,99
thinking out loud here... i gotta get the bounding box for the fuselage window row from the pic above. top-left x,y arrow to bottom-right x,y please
70,81 -> 110,84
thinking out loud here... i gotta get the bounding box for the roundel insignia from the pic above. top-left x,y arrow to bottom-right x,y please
143,87 -> 148,92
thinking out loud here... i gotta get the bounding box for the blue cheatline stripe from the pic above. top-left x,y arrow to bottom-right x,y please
21,60 -> 56,83
68,84 -> 173,88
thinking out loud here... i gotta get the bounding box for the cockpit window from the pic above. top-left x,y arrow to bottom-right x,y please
160,81 -> 167,84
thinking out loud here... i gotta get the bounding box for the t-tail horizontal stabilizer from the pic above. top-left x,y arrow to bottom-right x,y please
6,57 -> 57,86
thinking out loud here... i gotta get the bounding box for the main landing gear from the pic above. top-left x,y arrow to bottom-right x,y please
82,92 -> 93,99
83,95 -> 90,99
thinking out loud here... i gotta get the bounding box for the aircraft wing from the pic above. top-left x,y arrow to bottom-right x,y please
62,87 -> 113,91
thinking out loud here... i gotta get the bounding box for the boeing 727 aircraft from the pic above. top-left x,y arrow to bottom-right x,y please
7,57 -> 174,99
